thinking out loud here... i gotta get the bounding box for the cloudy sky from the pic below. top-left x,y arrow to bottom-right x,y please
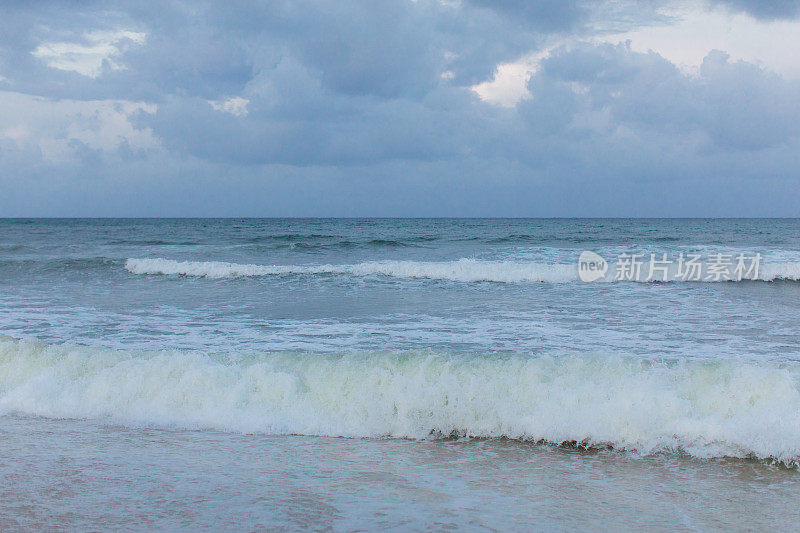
2,0 -> 799,216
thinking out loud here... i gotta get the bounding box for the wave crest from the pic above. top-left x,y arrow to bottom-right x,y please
125,257 -> 576,283
1,338 -> 800,463
125,257 -> 800,283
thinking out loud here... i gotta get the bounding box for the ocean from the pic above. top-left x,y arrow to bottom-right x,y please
2,218 -> 800,530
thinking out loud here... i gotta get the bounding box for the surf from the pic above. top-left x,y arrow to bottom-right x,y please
125,257 -> 800,283
2,337 -> 800,465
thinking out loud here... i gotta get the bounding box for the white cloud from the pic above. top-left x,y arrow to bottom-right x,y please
32,30 -> 146,78
209,96 -> 250,117
470,49 -> 555,107
600,1 -> 800,77
0,91 -> 158,162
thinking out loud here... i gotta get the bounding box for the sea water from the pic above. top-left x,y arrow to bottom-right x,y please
2,218 -> 800,529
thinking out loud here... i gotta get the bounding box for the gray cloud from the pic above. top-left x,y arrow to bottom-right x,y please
711,0 -> 800,20
522,43 -> 800,152
1,0 -> 799,216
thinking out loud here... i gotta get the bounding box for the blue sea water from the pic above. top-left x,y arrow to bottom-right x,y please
2,218 -> 800,529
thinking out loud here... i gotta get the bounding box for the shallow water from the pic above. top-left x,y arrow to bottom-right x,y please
2,415 -> 799,531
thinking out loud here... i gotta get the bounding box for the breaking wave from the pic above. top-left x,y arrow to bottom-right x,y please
125,257 -> 576,283
125,257 -> 800,283
2,337 -> 800,464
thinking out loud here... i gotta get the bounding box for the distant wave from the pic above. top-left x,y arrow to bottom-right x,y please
276,238 -> 417,250
0,244 -> 30,252
0,257 -> 119,270
2,337 -> 800,464
242,234 -> 438,244
236,237 -> 429,251
108,240 -> 199,246
125,257 -> 800,283
242,233 -> 338,244
125,258 -> 576,282
484,234 -> 617,244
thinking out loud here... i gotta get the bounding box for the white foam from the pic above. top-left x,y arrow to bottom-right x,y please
761,261 -> 800,281
2,338 -> 800,463
125,257 -> 800,283
124,257 -> 577,283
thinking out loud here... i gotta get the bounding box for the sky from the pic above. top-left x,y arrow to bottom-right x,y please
1,0 -> 799,217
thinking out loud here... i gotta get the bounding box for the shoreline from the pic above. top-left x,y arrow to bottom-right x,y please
3,414 -> 799,531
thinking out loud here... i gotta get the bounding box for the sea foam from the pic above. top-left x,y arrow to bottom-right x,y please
125,257 -> 577,282
2,337 -> 800,464
125,257 -> 800,283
